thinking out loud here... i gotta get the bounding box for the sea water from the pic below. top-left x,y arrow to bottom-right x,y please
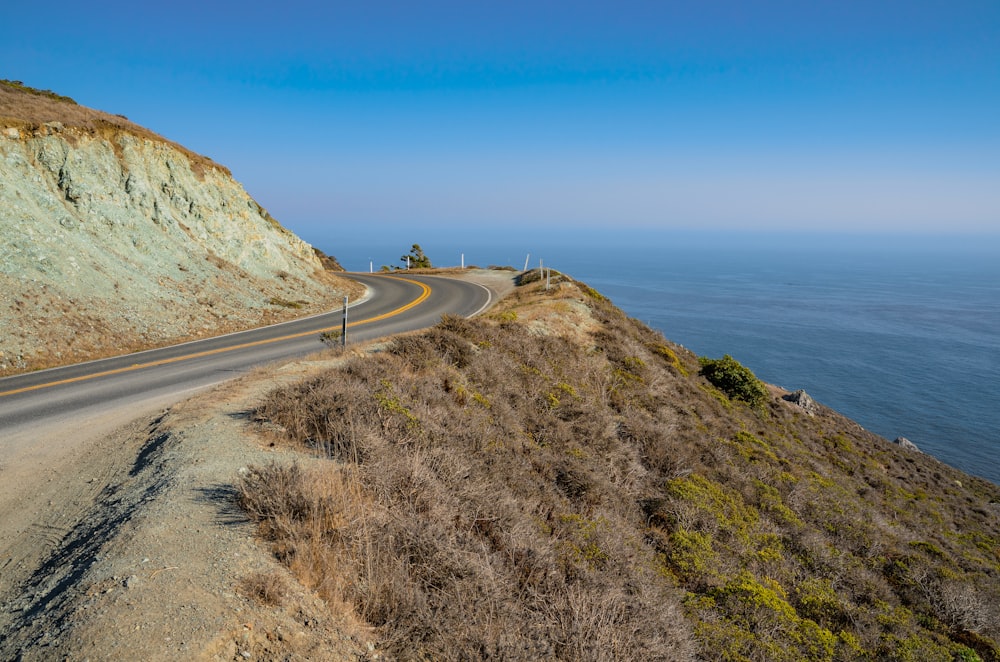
305,227 -> 1000,485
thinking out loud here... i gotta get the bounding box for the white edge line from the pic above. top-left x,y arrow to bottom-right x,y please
465,281 -> 494,317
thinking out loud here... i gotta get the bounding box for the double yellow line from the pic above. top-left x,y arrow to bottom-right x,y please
0,277 -> 431,398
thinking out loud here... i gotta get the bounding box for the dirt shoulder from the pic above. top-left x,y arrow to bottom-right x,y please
0,269 -> 514,661
0,357 -> 375,661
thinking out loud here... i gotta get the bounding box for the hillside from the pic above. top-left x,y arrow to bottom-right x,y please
0,80 -> 355,375
240,272 -> 1000,660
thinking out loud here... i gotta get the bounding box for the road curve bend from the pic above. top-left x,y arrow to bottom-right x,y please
0,273 -> 492,432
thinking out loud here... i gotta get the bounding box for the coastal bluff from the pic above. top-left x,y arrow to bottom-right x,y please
0,81 -> 350,375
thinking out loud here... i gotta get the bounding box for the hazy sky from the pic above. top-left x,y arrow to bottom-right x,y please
4,0 -> 999,237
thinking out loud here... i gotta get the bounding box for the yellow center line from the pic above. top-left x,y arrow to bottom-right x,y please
0,276 -> 432,398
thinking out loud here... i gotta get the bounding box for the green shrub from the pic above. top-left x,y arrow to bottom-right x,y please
694,571 -> 838,661
1,79 -> 77,104
668,528 -> 719,581
699,354 -> 769,408
267,296 -> 307,309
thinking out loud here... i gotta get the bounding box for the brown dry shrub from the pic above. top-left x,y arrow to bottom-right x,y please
242,285 -> 1000,660
242,449 -> 695,660
239,570 -> 289,607
242,308 -> 698,659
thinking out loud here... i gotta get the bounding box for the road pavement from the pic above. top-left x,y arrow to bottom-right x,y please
0,273 -> 492,434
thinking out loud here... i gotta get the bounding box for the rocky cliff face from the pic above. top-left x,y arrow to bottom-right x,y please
0,83 -> 350,375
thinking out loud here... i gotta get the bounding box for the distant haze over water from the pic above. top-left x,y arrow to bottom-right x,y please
308,226 -> 1000,485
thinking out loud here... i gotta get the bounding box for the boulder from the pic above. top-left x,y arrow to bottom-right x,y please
892,436 -> 922,452
782,389 -> 818,415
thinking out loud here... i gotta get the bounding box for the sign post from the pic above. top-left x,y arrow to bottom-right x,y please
341,296 -> 348,348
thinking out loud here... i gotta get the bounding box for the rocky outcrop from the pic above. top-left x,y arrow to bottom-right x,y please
782,388 -> 818,415
893,436 -> 922,452
0,84 -> 349,375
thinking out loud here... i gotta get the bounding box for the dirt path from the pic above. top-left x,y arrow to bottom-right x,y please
0,392 -> 198,622
0,357 -> 381,661
0,269 -> 514,661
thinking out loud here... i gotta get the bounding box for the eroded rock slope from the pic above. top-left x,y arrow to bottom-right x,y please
0,82 -> 348,375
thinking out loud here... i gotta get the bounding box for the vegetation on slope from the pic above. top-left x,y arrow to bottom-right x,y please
0,79 -> 230,177
0,79 -> 77,104
241,277 -> 1000,661
312,247 -> 346,272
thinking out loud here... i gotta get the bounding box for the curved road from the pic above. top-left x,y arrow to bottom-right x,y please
0,273 -> 492,433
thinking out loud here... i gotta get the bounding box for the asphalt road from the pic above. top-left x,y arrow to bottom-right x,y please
0,273 -> 492,432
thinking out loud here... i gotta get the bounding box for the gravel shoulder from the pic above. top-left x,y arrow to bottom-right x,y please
0,358 -> 374,661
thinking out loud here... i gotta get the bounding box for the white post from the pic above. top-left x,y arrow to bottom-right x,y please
406,255 -> 410,270
461,253 -> 465,269
369,258 -> 373,273
341,296 -> 348,347
523,253 -> 530,271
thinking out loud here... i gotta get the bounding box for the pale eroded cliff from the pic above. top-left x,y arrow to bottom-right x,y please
0,84 -> 351,374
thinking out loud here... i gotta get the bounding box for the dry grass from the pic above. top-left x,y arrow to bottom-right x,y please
239,570 -> 290,607
241,277 -> 1000,661
0,81 -> 230,178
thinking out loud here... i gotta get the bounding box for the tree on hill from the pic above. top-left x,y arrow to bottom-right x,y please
401,243 -> 432,269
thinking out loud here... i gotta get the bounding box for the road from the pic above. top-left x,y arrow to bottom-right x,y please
0,273 -> 492,434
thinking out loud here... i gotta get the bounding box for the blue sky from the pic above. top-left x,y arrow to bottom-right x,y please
4,0 -> 999,239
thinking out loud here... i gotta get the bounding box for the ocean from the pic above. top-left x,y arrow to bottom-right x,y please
304,226 -> 1000,485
